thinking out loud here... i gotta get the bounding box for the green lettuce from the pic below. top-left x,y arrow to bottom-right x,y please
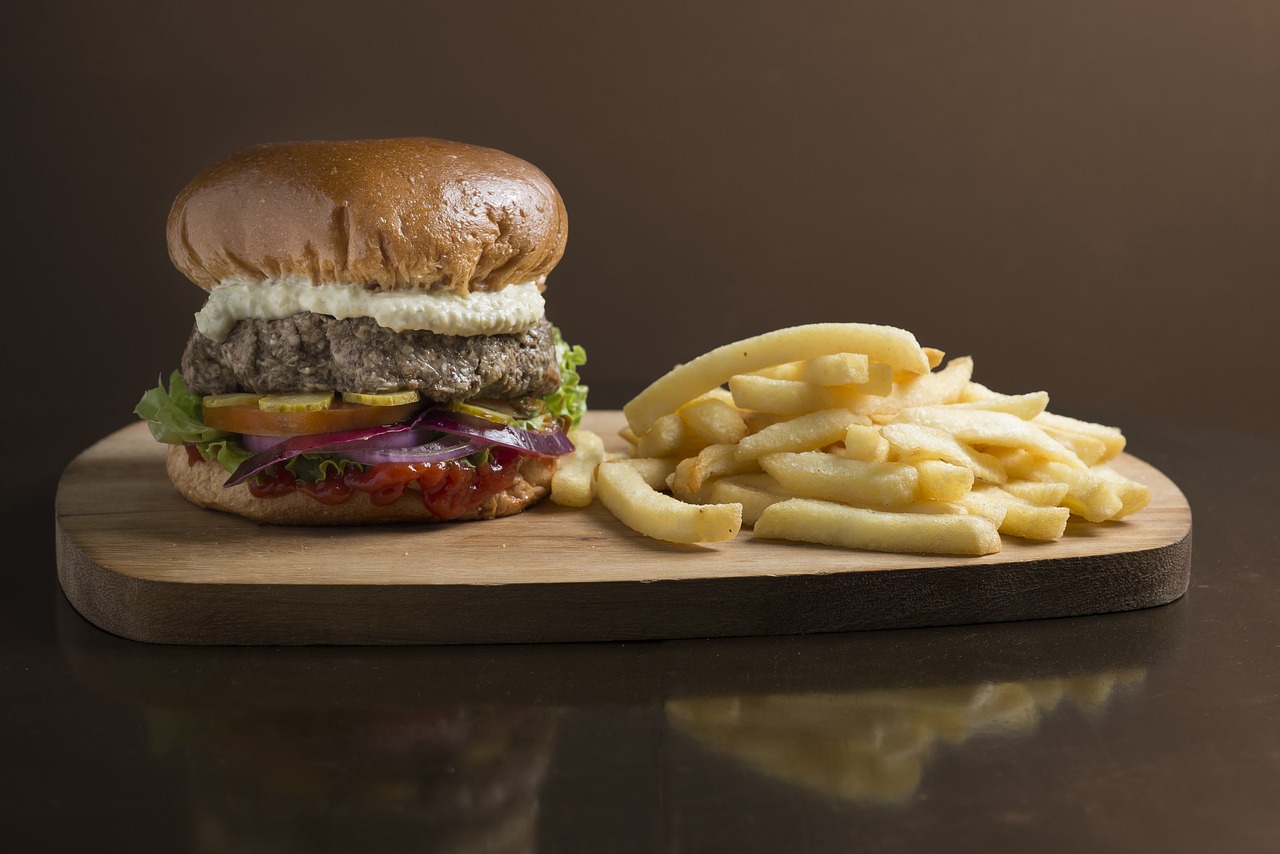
283,454 -> 363,484
134,371 -> 254,473
546,326 -> 589,429
134,371 -> 225,445
200,438 -> 256,473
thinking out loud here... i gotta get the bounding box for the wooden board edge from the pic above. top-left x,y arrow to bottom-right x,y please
57,513 -> 1192,646
55,585 -> 1188,709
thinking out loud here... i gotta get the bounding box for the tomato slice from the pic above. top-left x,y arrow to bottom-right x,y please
203,400 -> 424,437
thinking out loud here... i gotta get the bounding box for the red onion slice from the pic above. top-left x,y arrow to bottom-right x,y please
239,429 -> 437,454
225,412 -> 441,487
337,435 -> 480,465
240,434 -> 278,454
222,405 -> 570,488
416,409 -> 574,457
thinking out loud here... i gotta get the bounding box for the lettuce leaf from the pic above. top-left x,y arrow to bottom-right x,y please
134,371 -> 381,482
283,454 -> 364,484
134,371 -> 227,445
201,438 -> 256,473
545,326 -> 589,429
134,371 -> 253,473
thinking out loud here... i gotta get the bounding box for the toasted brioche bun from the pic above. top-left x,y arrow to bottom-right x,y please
166,444 -> 554,526
167,138 -> 568,295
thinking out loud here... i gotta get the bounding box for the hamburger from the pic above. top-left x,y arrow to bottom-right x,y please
134,138 -> 586,525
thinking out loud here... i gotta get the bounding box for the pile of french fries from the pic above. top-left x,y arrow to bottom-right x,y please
665,669 -> 1144,804
551,322 -> 1151,556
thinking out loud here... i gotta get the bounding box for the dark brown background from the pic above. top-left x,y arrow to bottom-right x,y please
4,0 -> 1279,494
6,6 -> 1280,850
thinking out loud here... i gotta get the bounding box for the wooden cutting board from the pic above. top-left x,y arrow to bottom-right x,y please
56,411 -> 1192,645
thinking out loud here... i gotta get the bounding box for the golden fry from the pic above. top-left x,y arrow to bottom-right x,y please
596,460 -> 742,544
736,408 -> 868,461
680,396 -> 749,445
755,498 -> 1001,556
624,322 -> 930,434
760,452 -> 919,509
550,429 -> 605,508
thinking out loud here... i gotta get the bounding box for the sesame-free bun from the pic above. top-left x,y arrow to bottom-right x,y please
167,138 -> 568,295
165,444 -> 554,526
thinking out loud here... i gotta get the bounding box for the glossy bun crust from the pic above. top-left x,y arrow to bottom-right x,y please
167,138 -> 568,294
166,445 -> 554,526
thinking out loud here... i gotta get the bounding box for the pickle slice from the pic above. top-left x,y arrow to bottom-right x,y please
258,392 -> 335,413
203,392 -> 263,409
341,389 -> 421,407
446,400 -> 515,425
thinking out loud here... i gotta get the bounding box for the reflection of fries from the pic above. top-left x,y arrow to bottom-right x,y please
666,668 -> 1144,805
587,322 -> 1149,550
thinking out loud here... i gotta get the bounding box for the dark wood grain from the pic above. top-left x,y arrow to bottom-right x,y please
55,412 -> 1193,645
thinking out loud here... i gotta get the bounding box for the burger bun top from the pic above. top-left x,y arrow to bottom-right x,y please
167,138 -> 567,295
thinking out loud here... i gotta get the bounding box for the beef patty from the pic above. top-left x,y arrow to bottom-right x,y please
181,313 -> 560,404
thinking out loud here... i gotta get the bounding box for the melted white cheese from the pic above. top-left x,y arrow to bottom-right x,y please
195,279 -> 546,343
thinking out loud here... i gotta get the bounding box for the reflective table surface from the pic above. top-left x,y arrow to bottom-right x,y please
9,416 -> 1279,852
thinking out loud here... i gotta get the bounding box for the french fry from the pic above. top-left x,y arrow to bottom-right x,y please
550,429 -> 605,507
947,390 -> 1050,421
760,452 -> 919,509
1092,465 -> 1153,519
1036,425 -> 1109,465
729,374 -> 888,416
956,489 -> 1009,528
895,347 -> 946,382
855,356 -> 974,423
913,460 -> 974,503
635,411 -> 703,459
753,352 -> 872,386
879,422 -> 1006,484
687,386 -> 736,406
969,484 -> 1070,540
996,451 -> 1124,522
671,444 -> 761,497
596,460 -> 742,543
895,405 -> 1083,468
708,474 -> 790,525
1000,503 -> 1071,541
615,456 -> 680,491
755,498 -> 1001,556
742,410 -> 787,434
680,396 -> 749,445
957,380 -> 998,402
1033,411 -> 1126,461
999,480 -> 1070,507
859,362 -> 896,396
624,323 -> 931,434
736,408 -> 868,461
843,424 -> 891,462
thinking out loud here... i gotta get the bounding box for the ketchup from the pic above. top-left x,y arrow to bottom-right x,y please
239,447 -> 525,518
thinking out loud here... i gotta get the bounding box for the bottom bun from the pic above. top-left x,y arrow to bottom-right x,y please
166,444 -> 554,526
